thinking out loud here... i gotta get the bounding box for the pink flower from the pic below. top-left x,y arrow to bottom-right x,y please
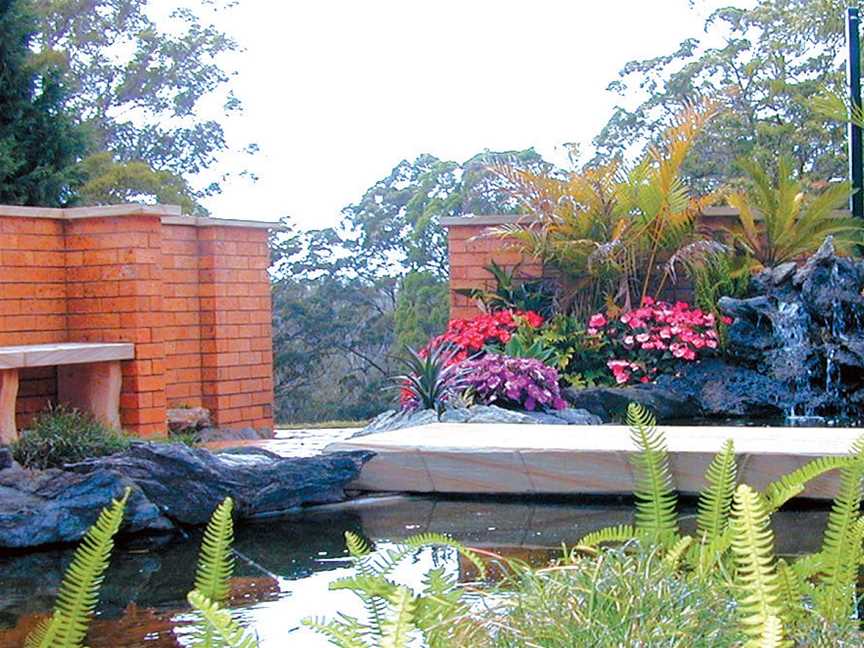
635,333 -> 650,343
588,313 -> 607,328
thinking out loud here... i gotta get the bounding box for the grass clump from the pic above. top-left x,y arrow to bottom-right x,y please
12,405 -> 131,469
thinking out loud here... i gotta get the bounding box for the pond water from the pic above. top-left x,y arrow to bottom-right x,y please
0,426 -> 836,647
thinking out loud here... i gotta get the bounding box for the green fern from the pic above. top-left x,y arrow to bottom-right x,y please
758,616 -> 785,648
627,402 -> 678,546
25,488 -> 130,648
187,590 -> 258,648
696,439 -> 737,543
662,535 -> 693,570
729,484 -> 786,646
775,559 -> 805,627
811,438 -> 864,623
577,524 -> 639,548
761,456 -> 853,512
194,497 -> 236,604
380,586 -> 417,648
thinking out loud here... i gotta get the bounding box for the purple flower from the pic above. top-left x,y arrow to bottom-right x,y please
460,354 -> 567,412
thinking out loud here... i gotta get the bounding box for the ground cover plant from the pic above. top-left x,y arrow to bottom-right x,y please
12,405 -> 130,469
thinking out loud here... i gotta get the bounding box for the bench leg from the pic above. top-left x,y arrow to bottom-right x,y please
0,369 -> 18,443
57,361 -> 123,430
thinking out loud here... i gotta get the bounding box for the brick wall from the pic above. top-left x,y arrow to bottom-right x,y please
444,210 -> 741,318
0,205 -> 275,436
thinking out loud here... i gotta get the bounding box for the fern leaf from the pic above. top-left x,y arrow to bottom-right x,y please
345,531 -> 374,559
187,590 -> 258,648
627,402 -> 678,545
730,484 -> 785,644
813,439 -> 864,623
758,616 -> 786,648
380,586 -> 417,648
303,616 -> 368,648
696,439 -> 737,544
576,524 -> 638,548
194,497 -> 235,604
25,488 -> 129,648
775,558 -> 805,626
663,535 -> 692,570
762,456 -> 853,512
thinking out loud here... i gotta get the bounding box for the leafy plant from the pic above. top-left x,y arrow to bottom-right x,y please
305,531 -> 487,648
391,345 -> 466,413
489,326 -> 557,365
425,309 -> 544,364
460,353 -> 567,411
25,489 -> 130,648
12,405 -> 130,469
455,260 -> 556,317
492,104 -> 718,317
726,157 -> 860,271
534,313 -> 614,387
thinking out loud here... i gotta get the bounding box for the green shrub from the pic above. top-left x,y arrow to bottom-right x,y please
12,405 -> 131,469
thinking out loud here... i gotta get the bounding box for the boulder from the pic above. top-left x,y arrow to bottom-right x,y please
0,466 -> 173,549
65,443 -> 373,526
0,446 -> 12,471
563,384 -> 699,422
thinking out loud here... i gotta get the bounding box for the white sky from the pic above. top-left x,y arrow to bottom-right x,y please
193,0 -> 743,229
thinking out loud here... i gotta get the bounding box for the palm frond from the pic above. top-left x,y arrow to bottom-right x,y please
25,488 -> 130,648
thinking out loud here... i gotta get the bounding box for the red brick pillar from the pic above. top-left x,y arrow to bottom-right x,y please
198,225 -> 274,431
64,215 -> 167,436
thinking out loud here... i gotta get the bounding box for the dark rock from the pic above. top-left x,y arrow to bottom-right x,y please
65,443 -> 373,525
0,467 -> 173,549
550,408 -> 604,425
356,409 -> 440,436
656,359 -> 787,418
563,384 -> 699,422
0,446 -> 12,470
197,426 -> 275,442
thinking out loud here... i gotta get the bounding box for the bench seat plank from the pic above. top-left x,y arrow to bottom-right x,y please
0,343 -> 134,370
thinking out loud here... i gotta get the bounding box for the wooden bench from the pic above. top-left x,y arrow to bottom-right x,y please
0,342 -> 134,443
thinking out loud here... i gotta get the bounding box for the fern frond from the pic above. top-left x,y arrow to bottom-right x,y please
380,586 -> 417,648
663,535 -> 693,570
330,574 -> 398,600
345,531 -> 374,559
730,484 -> 785,644
25,488 -> 129,648
696,439 -> 737,544
775,558 -> 805,626
187,590 -> 258,648
194,497 -> 235,604
627,402 -> 678,545
761,456 -> 853,512
303,616 -> 368,648
576,524 -> 639,548
758,616 -> 786,648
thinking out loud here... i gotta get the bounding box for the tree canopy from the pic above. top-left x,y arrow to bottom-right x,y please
0,0 -> 86,206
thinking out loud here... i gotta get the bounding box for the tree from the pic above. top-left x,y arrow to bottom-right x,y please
270,150 -> 555,422
593,0 -> 848,189
0,0 -> 86,206
32,0 -> 251,210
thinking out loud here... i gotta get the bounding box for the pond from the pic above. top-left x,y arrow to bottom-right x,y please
0,427 -> 836,647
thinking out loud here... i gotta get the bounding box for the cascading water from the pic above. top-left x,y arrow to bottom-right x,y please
719,237 -> 864,425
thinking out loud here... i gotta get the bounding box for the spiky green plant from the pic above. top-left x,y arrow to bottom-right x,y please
25,488 -> 130,648
187,590 -> 258,648
390,345 -> 466,413
729,484 -> 788,647
305,531 -> 487,648
627,402 -> 679,546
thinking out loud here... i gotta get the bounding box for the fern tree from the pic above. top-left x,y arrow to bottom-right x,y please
25,489 -> 130,648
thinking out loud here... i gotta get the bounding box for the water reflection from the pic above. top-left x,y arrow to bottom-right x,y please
0,495 -> 831,647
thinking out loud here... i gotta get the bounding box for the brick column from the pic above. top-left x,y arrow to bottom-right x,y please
198,225 -> 273,430
64,215 -> 167,436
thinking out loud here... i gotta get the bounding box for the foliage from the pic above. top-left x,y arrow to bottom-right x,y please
493,105 -> 716,317
33,0 -> 249,207
532,314 -> 613,387
726,157 -> 860,271
455,261 -> 556,317
0,0 -> 87,206
425,309 -> 543,364
186,590 -> 258,648
12,405 -> 130,469
589,298 -> 723,385
392,271 -> 449,353
391,345 -> 466,413
492,326 -> 557,365
306,530 -> 486,648
594,0 -> 849,189
25,489 -> 129,648
193,498 -> 235,604
460,353 -> 566,411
